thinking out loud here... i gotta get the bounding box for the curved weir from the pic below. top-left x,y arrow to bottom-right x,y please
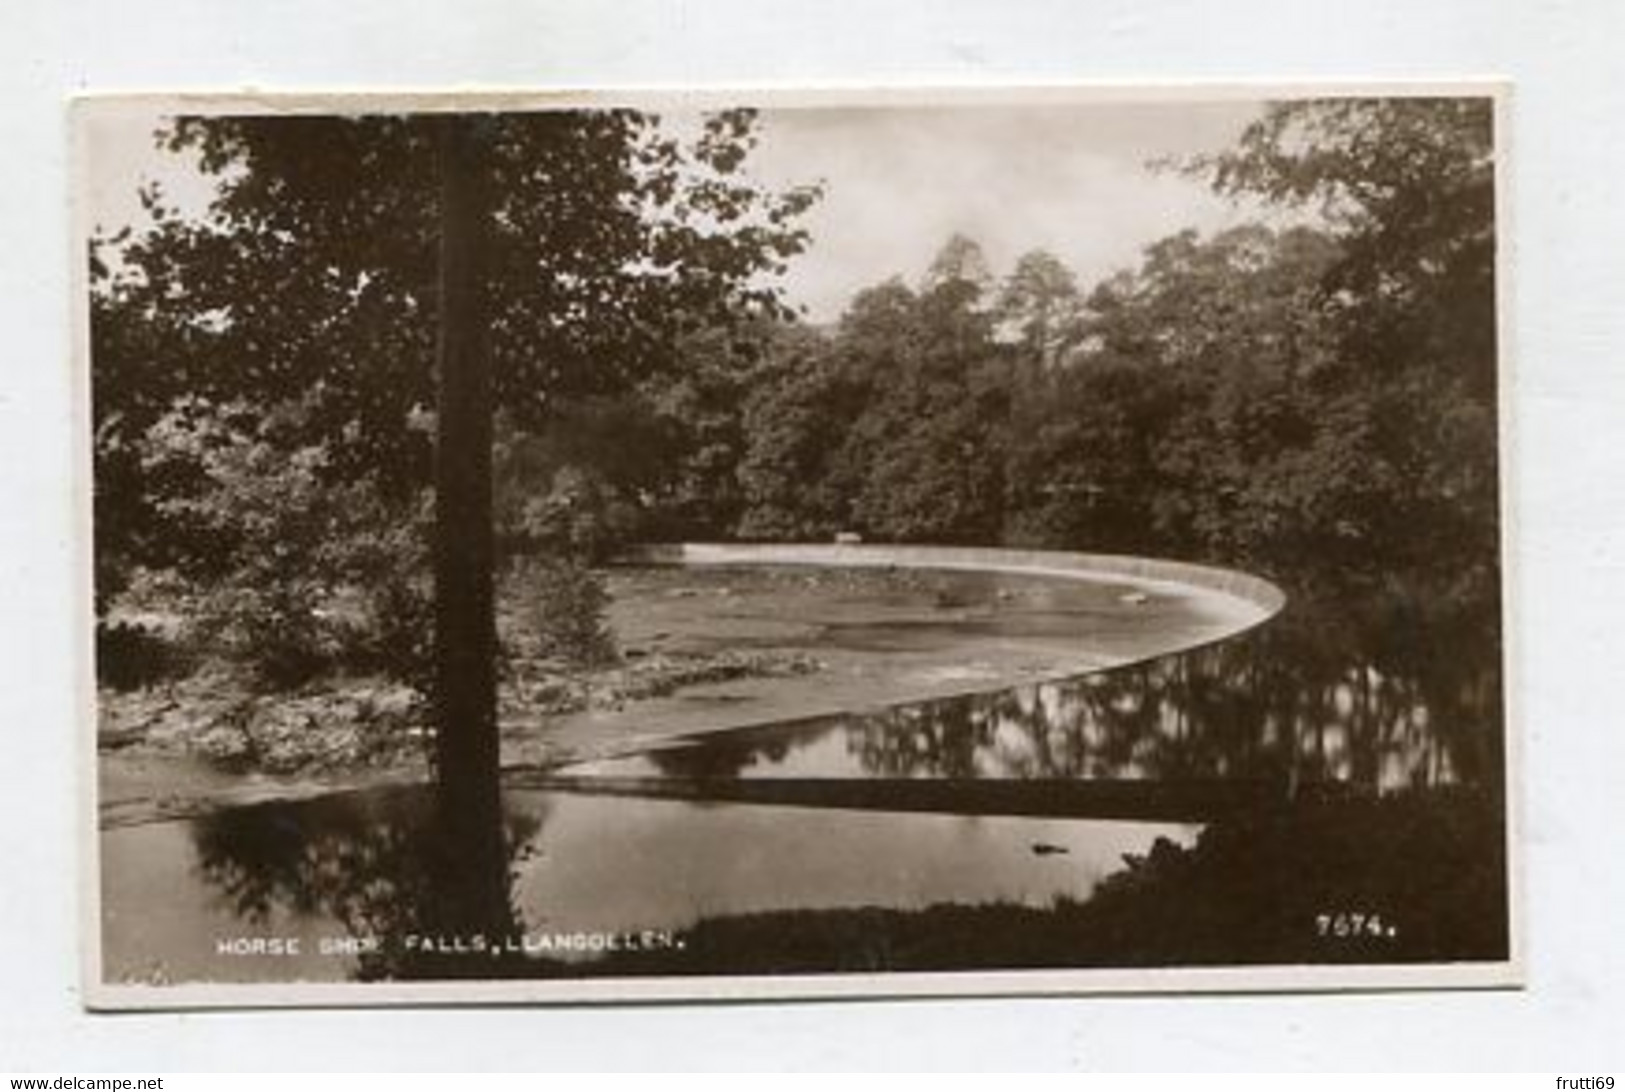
98,547 -> 1510,984
626,542 -> 1286,635
538,544 -> 1290,821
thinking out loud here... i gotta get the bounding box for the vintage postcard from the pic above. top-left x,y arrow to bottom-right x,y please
77,83 -> 1516,1008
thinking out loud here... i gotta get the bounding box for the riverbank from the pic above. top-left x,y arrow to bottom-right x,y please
99,554 -> 1279,825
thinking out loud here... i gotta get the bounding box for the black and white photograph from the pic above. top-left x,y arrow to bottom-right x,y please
78,86 -> 1511,1006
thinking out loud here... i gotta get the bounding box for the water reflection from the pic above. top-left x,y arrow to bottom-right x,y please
183,786 -> 535,980
100,572 -> 1507,983
104,784 -> 1192,983
580,586 -> 1503,797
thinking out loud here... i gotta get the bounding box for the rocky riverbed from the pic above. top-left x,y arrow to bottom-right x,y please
98,561 -> 1243,824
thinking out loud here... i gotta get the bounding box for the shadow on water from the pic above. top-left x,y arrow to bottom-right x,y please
103,569 -> 1508,982
187,785 -> 536,980
154,782 -> 1503,981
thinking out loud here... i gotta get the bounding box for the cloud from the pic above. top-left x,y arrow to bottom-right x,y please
743,101 -> 1270,320
81,98 -> 1274,320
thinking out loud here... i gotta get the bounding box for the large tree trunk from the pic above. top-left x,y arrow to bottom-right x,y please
432,114 -> 501,862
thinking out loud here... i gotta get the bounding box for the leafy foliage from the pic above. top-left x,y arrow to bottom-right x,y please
92,107 -> 820,691
512,556 -> 617,669
733,243 -> 1014,545
726,98 -> 1497,602
140,396 -> 433,688
1195,98 -> 1498,587
102,110 -> 819,469
93,96 -> 1500,697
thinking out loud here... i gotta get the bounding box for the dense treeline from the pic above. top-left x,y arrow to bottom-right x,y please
93,98 -> 1498,689
535,99 -> 1496,608
92,109 -> 819,685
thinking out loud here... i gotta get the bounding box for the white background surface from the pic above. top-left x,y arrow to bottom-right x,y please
4,0 -> 1623,1072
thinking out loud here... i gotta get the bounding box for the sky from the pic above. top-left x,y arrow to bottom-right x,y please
746,101 -> 1268,320
82,97 -> 1270,322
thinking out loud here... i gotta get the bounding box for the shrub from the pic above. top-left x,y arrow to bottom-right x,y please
515,555 -> 617,668
333,496 -> 435,692
515,465 -> 641,564
142,402 -> 433,690
96,620 -> 190,691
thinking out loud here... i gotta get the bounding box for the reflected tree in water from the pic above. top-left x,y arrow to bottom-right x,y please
191,787 -> 540,980
822,585 -> 1502,797
643,726 -> 796,779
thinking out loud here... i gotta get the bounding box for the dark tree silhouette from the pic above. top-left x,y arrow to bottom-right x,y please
91,106 -> 821,808
431,115 -> 500,842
